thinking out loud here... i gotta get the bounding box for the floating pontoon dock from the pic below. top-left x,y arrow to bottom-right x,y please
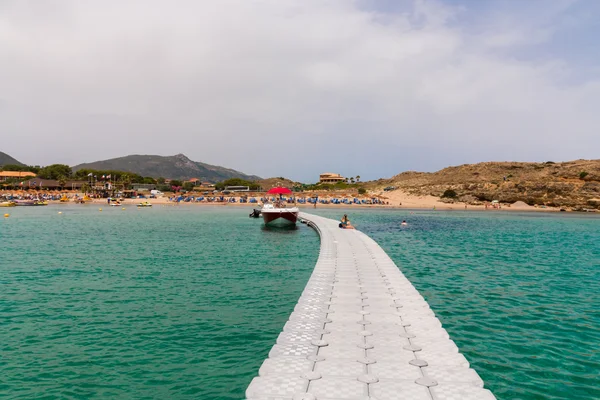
246,213 -> 495,400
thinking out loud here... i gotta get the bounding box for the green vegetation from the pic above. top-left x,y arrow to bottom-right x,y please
73,168 -> 150,183
358,188 -> 366,195
214,178 -> 261,191
182,182 -> 195,191
0,164 -> 40,173
299,181 -> 362,191
37,164 -> 72,180
579,171 -> 589,179
441,189 -> 458,198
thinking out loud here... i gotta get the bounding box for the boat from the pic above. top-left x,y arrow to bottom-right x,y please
0,201 -> 16,207
74,195 -> 92,204
137,202 -> 152,207
59,195 -> 69,202
110,201 -> 122,207
14,200 -> 47,206
260,187 -> 299,227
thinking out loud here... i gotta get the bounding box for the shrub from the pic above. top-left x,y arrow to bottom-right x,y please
580,171 -> 589,179
441,189 -> 457,198
358,188 -> 366,195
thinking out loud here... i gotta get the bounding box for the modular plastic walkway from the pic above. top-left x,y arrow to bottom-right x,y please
246,213 -> 495,400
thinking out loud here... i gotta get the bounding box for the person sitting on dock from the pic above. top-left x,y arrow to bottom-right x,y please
339,214 -> 355,229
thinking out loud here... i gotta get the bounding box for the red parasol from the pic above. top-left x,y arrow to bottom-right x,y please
267,187 -> 292,195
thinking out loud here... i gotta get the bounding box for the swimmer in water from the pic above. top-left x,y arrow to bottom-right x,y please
401,220 -> 407,226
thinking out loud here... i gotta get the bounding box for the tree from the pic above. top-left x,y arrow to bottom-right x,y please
170,179 -> 183,187
183,182 -> 195,192
38,164 -> 72,180
441,189 -> 457,198
157,177 -> 166,184
350,177 -> 355,184
0,164 -> 39,173
57,175 -> 67,191
356,175 -> 361,182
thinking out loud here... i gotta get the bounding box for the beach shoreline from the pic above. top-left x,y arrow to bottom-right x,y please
37,197 -> 568,213
4,189 -> 595,213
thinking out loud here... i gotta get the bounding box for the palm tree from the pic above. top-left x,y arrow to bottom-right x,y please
350,177 -> 355,184
57,175 -> 67,191
356,175 -> 361,183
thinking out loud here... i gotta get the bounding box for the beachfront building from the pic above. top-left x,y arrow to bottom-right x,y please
225,185 -> 250,192
18,179 -> 87,190
0,171 -> 36,182
198,182 -> 215,190
319,172 -> 345,184
131,183 -> 156,191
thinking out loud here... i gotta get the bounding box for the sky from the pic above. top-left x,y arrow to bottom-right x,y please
1,0 -> 599,182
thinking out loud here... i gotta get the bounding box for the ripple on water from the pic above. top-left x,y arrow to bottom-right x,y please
2,207 -> 599,399
0,206 -> 319,399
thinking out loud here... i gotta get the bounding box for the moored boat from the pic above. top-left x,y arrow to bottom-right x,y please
261,203 -> 299,227
137,202 -> 152,207
0,201 -> 16,207
14,200 -> 35,206
261,187 -> 298,227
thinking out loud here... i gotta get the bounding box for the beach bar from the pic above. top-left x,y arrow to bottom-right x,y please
246,212 -> 495,399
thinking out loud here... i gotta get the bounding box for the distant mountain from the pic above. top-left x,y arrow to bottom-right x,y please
0,151 -> 24,167
72,153 -> 261,182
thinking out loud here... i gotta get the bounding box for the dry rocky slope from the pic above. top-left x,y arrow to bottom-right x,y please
369,159 -> 600,210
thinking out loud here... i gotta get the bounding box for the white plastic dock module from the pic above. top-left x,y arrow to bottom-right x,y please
246,213 -> 495,400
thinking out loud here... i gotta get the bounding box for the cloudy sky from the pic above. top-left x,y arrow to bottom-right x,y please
1,0 -> 598,181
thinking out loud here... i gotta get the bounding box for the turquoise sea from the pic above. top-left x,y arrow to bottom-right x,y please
1,205 -> 599,399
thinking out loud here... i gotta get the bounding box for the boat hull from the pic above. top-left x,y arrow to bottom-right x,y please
262,209 -> 298,226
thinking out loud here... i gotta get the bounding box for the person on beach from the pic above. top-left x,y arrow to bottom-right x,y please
339,214 -> 355,229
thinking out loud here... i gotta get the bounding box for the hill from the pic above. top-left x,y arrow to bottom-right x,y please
0,151 -> 24,167
367,159 -> 600,211
72,154 -> 261,182
258,177 -> 301,190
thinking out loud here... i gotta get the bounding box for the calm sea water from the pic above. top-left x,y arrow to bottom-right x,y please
1,206 -> 599,399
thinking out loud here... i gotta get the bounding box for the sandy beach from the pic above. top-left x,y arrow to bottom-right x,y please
2,189 -> 567,212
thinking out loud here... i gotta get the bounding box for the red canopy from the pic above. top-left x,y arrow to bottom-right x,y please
267,187 -> 292,195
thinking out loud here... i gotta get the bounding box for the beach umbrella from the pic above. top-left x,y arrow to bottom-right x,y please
267,187 -> 292,195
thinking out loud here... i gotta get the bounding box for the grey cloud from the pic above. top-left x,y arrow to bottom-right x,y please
1,0 -> 598,182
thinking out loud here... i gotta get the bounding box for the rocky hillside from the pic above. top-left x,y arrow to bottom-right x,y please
0,151 -> 24,167
73,153 -> 261,182
370,160 -> 600,211
258,177 -> 301,190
